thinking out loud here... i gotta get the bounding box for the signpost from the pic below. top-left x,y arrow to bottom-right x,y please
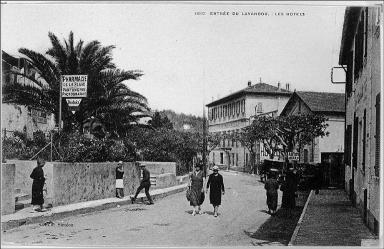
59,75 -> 87,134
288,152 -> 299,161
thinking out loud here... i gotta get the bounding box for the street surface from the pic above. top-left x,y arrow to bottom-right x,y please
2,171 -> 285,247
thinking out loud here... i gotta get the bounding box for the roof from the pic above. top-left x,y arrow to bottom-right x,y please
281,91 -> 345,115
206,82 -> 292,107
339,7 -> 363,64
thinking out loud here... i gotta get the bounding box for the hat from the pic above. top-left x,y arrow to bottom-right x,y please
118,161 -> 123,165
139,163 -> 146,167
212,165 -> 219,171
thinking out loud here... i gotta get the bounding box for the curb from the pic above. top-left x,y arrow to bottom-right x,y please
288,190 -> 314,246
2,184 -> 188,231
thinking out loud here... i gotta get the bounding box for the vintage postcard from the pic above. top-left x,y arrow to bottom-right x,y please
1,1 -> 383,248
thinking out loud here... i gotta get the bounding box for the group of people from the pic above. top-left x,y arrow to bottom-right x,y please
188,164 -> 225,217
30,158 -> 300,217
264,168 -> 299,215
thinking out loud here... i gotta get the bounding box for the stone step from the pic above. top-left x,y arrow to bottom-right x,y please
15,193 -> 30,202
15,199 -> 31,211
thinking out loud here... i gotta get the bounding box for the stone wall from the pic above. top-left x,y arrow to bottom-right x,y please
1,163 -> 15,215
138,161 -> 176,175
154,173 -> 177,189
1,160 -> 178,211
51,162 -> 140,206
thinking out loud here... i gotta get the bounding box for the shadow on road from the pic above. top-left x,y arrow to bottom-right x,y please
245,191 -> 309,245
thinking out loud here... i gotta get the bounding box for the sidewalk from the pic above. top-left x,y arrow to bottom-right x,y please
289,189 -> 380,247
1,183 -> 188,231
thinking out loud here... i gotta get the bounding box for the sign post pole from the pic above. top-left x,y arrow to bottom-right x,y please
58,77 -> 63,152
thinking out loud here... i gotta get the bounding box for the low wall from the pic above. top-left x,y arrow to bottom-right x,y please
7,160 -> 54,206
154,173 -> 177,189
1,163 -> 15,215
139,161 -> 176,175
52,162 -> 140,206
4,160 -> 141,208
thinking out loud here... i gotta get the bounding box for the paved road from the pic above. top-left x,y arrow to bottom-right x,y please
2,171 -> 284,247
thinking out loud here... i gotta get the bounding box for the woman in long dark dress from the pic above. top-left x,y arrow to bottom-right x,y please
206,165 -> 225,217
30,158 -> 46,212
189,164 -> 204,216
264,171 -> 279,214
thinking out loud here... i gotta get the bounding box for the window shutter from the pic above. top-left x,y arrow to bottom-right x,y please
375,94 -> 380,176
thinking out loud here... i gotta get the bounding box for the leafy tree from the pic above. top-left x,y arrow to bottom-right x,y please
2,31 -> 148,136
149,111 -> 173,129
276,114 -> 329,160
251,116 -> 283,160
233,127 -> 259,174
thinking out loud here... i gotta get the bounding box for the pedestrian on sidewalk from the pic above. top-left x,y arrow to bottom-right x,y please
281,168 -> 298,209
30,157 -> 47,212
115,161 -> 124,198
131,163 -> 154,205
313,164 -> 322,194
206,165 -> 225,217
264,169 -> 279,215
189,164 -> 204,216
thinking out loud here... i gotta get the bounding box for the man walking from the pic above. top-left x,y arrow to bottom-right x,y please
131,163 -> 154,205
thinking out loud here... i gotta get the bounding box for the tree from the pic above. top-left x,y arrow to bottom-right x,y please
149,111 -> 173,130
252,116 -> 283,160
233,126 -> 259,174
276,114 -> 329,161
3,31 -> 149,136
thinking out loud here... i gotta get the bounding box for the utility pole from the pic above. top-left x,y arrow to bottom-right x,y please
202,104 -> 207,178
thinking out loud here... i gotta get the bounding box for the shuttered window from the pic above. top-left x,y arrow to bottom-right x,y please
375,94 -> 380,177
362,109 -> 366,173
345,125 -> 352,166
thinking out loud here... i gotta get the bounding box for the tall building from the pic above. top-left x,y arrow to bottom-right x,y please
338,6 -> 381,235
206,80 -> 292,171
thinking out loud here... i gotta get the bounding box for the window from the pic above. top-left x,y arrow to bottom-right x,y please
304,149 -> 309,163
346,51 -> 353,98
364,8 -> 368,58
362,109 -> 366,173
246,153 -> 249,166
256,102 -> 263,113
375,94 -> 380,176
354,11 -> 366,81
212,152 -> 215,164
310,139 -> 315,162
345,125 -> 352,166
353,113 -> 359,168
220,153 -> 223,164
236,153 -> 238,166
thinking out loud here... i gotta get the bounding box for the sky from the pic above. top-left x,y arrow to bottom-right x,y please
1,2 -> 349,117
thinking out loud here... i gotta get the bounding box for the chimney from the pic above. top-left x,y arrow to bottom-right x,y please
247,80 -> 252,87
277,82 -> 281,89
286,83 -> 290,91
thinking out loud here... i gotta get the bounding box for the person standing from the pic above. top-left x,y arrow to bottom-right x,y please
281,169 -> 298,208
264,170 -> 279,214
189,164 -> 204,216
115,161 -> 124,198
131,163 -> 154,205
30,157 -> 47,212
206,165 -> 225,217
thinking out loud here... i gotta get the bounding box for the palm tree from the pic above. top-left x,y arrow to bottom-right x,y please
3,31 -> 149,136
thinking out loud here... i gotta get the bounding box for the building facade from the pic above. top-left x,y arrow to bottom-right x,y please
206,81 -> 292,171
280,91 -> 345,187
338,7 -> 381,235
1,51 -> 55,139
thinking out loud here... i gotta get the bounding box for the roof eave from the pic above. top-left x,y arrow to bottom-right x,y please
339,7 -> 363,65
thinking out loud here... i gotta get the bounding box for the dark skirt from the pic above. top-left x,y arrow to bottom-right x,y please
266,192 -> 278,211
209,188 -> 222,206
31,181 -> 44,206
189,188 -> 203,206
